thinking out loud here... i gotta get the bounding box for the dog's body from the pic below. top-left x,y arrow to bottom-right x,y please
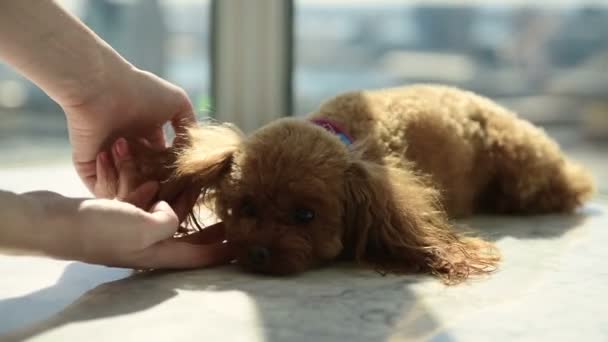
310,84 -> 593,217
144,84 -> 593,283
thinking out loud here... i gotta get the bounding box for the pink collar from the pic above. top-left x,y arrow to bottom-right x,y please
310,118 -> 353,146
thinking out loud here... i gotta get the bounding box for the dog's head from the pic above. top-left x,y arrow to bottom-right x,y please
175,119 -> 351,274
174,118 -> 498,282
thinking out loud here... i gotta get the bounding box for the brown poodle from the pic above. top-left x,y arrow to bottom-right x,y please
133,84 -> 595,284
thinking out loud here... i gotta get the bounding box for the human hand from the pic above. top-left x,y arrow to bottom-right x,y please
62,63 -> 195,196
95,136 -> 200,223
68,196 -> 231,269
22,185 -> 232,269
0,0 -> 193,199
56,137 -> 230,269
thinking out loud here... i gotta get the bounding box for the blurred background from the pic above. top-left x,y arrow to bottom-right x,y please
0,0 -> 606,194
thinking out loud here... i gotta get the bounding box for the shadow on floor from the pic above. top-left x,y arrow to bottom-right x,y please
0,263 -> 131,334
458,204 -> 601,242
0,264 -> 454,342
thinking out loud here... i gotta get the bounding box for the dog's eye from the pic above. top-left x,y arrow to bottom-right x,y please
241,199 -> 256,217
293,207 -> 315,224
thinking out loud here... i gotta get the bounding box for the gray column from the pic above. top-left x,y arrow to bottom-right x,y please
211,0 -> 293,132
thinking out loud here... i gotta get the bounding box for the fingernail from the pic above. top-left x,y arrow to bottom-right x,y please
115,138 -> 129,159
98,151 -> 109,165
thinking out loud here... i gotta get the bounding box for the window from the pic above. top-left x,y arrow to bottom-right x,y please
294,0 -> 608,142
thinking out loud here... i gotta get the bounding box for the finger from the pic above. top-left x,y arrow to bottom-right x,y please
95,151 -> 118,198
112,138 -> 139,199
133,136 -> 166,152
146,128 -> 167,151
171,106 -> 196,148
74,159 -> 97,194
124,181 -> 159,209
138,240 -> 234,269
143,201 -> 181,243
173,103 -> 196,131
176,222 -> 226,245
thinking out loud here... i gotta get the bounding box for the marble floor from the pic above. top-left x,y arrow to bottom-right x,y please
1,163 -> 607,342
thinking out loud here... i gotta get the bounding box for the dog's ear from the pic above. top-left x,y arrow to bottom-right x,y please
169,123 -> 243,201
343,160 -> 499,284
174,124 -> 243,180
159,124 -> 243,224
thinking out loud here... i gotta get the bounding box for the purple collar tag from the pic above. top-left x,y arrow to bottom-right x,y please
310,118 -> 353,146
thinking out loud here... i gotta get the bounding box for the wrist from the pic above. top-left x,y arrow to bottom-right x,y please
57,47 -> 136,111
0,191 -> 35,252
18,192 -> 83,259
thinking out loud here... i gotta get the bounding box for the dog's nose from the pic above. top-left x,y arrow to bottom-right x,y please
248,246 -> 270,267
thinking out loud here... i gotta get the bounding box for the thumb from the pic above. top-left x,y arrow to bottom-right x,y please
171,106 -> 196,148
124,181 -> 159,209
147,201 -> 180,238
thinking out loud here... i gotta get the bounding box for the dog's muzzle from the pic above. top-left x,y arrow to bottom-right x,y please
248,246 -> 271,267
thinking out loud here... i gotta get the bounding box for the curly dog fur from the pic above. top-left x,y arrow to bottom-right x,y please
135,84 -> 595,284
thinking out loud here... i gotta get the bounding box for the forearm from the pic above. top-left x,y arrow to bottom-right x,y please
0,189 -> 232,269
0,0 -> 132,107
0,190 -> 77,258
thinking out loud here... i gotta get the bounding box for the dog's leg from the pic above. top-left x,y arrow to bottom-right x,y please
479,116 -> 595,214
